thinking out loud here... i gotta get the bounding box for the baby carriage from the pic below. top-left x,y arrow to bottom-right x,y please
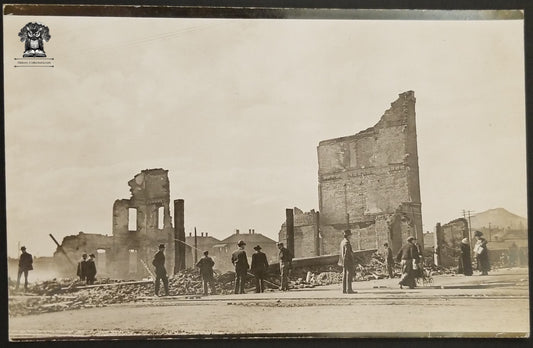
415,259 -> 434,286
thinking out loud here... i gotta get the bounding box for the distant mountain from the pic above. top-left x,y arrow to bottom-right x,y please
470,208 -> 527,230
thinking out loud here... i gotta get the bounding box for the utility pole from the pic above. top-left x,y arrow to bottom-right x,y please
194,227 -> 198,265
461,209 -> 474,244
343,184 -> 349,228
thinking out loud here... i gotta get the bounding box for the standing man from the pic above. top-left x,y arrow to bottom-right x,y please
152,244 -> 169,296
86,254 -> 97,285
396,236 -> 419,289
250,245 -> 269,293
338,230 -> 356,294
15,246 -> 33,292
277,242 -> 293,291
383,242 -> 394,278
76,253 -> 88,283
231,240 -> 249,294
196,250 -> 216,296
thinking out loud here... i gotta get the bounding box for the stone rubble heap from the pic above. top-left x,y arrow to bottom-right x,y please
9,254 -> 456,317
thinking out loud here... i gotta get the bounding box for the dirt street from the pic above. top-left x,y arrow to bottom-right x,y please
9,268 -> 529,340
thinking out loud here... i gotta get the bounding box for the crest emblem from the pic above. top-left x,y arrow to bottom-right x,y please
18,22 -> 51,57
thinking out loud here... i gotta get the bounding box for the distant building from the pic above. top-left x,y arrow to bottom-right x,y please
211,229 -> 278,272
184,232 -> 220,268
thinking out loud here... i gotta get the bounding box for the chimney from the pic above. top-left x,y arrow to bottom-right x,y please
252,229 -> 255,234
206,232 -> 208,237
189,232 -> 192,237
249,229 -> 251,234
236,229 -> 239,235
201,232 -> 204,237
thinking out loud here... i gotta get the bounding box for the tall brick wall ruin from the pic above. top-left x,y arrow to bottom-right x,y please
54,169 -> 176,280
317,91 -> 423,255
112,169 -> 175,278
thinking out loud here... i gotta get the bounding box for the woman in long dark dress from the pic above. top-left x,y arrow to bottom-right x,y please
459,238 -> 473,276
473,231 -> 490,275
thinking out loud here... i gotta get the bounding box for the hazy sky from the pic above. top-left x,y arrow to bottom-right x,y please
4,14 -> 526,257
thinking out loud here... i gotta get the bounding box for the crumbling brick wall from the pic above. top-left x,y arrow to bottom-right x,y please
112,169 -> 175,279
317,91 -> 423,255
435,218 -> 469,267
53,169 -> 177,280
53,232 -> 114,277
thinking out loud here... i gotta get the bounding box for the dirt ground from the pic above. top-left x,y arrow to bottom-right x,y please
9,267 -> 529,340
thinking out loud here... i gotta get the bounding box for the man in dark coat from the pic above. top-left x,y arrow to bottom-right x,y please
86,254 -> 97,285
338,230 -> 356,293
277,242 -> 293,291
196,250 -> 216,295
250,245 -> 269,293
396,236 -> 419,289
152,244 -> 169,296
458,238 -> 473,276
76,253 -> 88,283
383,242 -> 394,278
231,240 -> 249,294
16,246 -> 33,291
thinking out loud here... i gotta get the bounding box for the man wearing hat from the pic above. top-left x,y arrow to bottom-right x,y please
15,246 -> 33,291
196,250 -> 216,296
86,254 -> 97,285
473,231 -> 490,275
231,240 -> 249,294
277,242 -> 293,291
338,230 -> 356,294
251,245 -> 269,293
395,236 -> 420,289
76,253 -> 88,283
152,244 -> 169,296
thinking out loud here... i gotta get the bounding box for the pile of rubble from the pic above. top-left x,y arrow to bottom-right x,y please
8,268 -> 270,317
8,253 -> 458,317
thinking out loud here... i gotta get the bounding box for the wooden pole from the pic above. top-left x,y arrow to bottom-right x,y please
49,233 -> 76,268
194,227 -> 198,265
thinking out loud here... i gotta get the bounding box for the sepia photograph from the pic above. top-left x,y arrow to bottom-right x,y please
2,3 -> 529,340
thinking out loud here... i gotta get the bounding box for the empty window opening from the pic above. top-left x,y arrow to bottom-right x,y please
158,206 -> 164,230
128,249 -> 138,274
96,249 -> 106,272
128,208 -> 137,231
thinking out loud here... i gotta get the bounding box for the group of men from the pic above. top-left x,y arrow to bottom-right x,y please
228,240 -> 293,294
151,240 -> 294,296
76,253 -> 98,285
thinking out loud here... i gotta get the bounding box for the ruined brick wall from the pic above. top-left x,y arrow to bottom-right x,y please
111,169 -> 175,279
435,218 -> 469,267
53,232 -> 114,277
279,208 -> 320,258
317,91 -> 423,254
